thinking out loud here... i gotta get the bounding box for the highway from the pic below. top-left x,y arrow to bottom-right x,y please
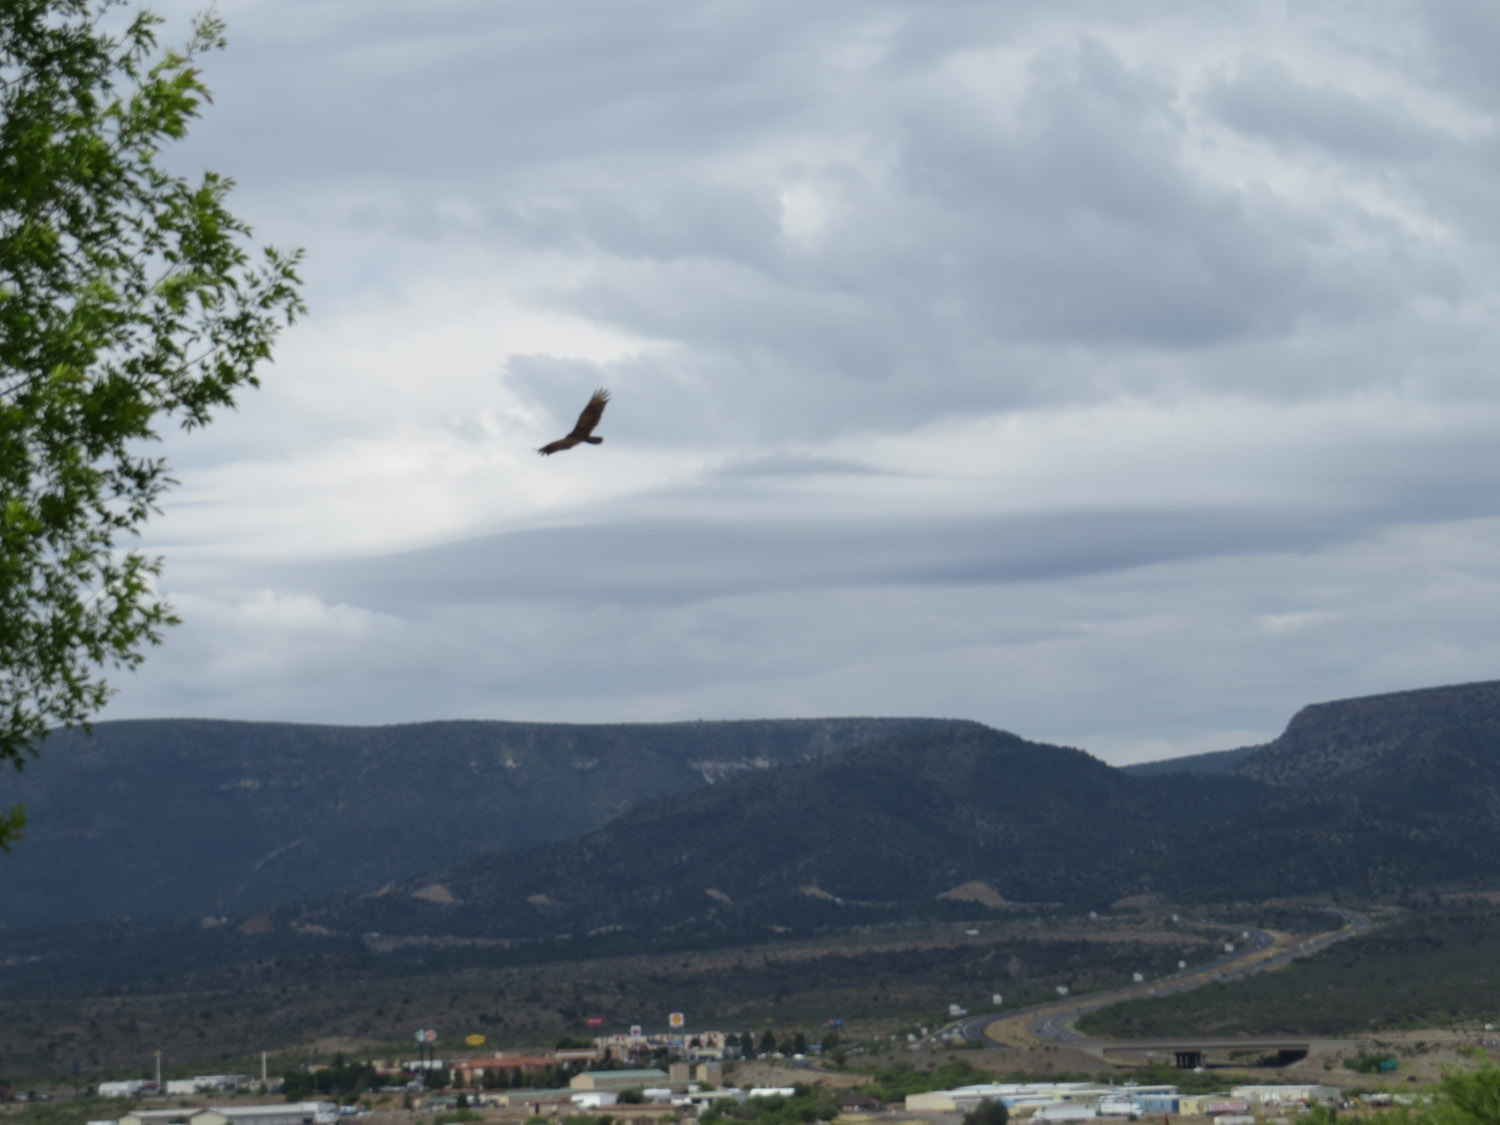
945,907 -> 1370,1050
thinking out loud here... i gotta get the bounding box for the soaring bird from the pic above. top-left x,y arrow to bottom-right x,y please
537,388 -> 610,456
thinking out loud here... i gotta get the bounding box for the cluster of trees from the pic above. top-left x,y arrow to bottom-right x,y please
700,1085 -> 840,1125
1345,1054 -> 1397,1075
851,1059 -> 988,1104
465,1064 -> 581,1091
1330,1064 -> 1500,1125
736,1029 -> 842,1058
962,1101 -> 1009,1125
280,1056 -> 376,1103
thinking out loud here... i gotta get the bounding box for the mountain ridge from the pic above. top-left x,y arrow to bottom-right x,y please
8,677 -> 1500,939
0,714 -> 965,926
261,678 -> 1500,946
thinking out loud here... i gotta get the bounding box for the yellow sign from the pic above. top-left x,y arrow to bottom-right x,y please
669,1012 -> 685,1028
466,1034 -> 485,1046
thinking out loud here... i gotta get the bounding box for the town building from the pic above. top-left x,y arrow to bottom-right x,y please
196,1102 -> 340,1125
1230,1084 -> 1340,1106
119,1110 -> 209,1125
569,1069 -> 670,1092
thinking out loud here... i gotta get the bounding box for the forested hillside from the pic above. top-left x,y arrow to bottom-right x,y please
0,715 -> 960,926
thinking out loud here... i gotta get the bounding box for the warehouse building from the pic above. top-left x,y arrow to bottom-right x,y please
119,1110 -> 209,1125
196,1102 -> 340,1125
569,1069 -> 670,1092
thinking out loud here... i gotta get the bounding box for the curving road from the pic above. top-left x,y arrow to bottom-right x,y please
949,907 -> 1370,1049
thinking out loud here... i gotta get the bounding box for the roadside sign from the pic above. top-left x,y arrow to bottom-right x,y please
466,1034 -> 485,1046
669,1012 -> 685,1028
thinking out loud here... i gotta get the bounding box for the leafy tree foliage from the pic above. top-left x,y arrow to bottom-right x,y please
1345,1054 -> 1395,1075
281,1056 -> 375,1102
1378,1064 -> 1500,1125
1434,1064 -> 1500,1125
854,1059 -> 988,1104
700,1087 -> 838,1125
962,1100 -> 1009,1125
0,0 -> 303,847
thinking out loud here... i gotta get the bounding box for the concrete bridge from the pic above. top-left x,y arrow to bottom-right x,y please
1099,1041 -> 1311,1069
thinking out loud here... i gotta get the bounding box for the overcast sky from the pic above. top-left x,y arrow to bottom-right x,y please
99,0 -> 1500,764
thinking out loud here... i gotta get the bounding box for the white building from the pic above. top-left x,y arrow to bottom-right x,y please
101,1081 -> 154,1099
1231,1085 -> 1340,1106
198,1103 -> 340,1125
681,1089 -> 747,1111
570,1092 -> 619,1110
164,1078 -> 244,1097
1032,1106 -> 1098,1122
907,1083 -> 1113,1114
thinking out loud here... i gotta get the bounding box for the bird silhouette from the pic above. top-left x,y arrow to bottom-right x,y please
537,388 -> 610,455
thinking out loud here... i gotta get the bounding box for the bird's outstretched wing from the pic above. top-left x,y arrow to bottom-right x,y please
538,388 -> 611,455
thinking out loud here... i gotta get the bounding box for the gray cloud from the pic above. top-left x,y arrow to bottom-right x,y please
84,0 -> 1500,764
1204,62 -> 1444,162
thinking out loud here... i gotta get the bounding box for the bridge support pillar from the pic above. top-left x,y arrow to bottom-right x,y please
1174,1050 -> 1202,1070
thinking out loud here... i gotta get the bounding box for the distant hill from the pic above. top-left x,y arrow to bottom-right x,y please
1126,679 -> 1500,785
0,715 -> 962,927
1122,744 -> 1262,776
1230,679 -> 1500,790
262,679 -> 1500,947
11,676 -> 1500,956
270,725 -> 1275,945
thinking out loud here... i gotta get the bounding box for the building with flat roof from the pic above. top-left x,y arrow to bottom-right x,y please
196,1102 -> 339,1125
569,1069 -> 669,1092
119,1111 -> 209,1125
1230,1085 -> 1339,1106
